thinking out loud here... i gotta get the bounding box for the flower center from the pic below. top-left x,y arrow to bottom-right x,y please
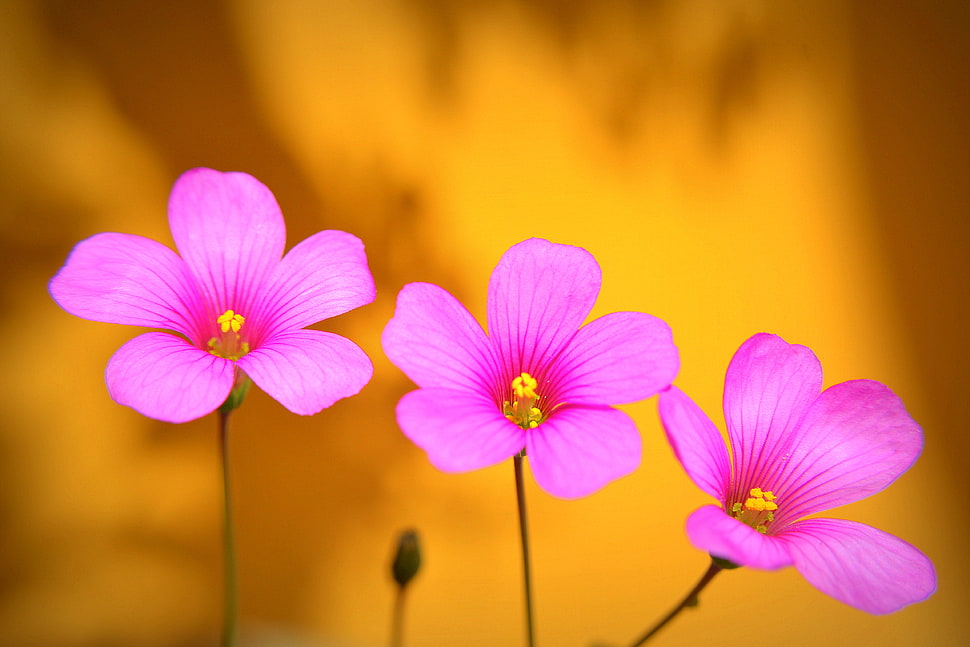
207,309 -> 251,360
729,487 -> 779,534
503,372 -> 545,429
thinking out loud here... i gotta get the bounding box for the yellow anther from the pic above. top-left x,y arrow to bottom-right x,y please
505,372 -> 544,429
208,310 -> 250,360
217,310 -> 245,333
745,497 -> 767,512
732,486 -> 781,534
512,373 -> 538,399
743,488 -> 780,513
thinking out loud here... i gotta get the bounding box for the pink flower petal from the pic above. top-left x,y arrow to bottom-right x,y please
658,386 -> 731,501
49,233 -> 205,339
394,388 -> 526,471
550,311 -> 679,406
779,518 -> 936,614
255,230 -> 376,341
723,333 -> 822,495
685,505 -> 793,570
106,332 -> 234,423
236,329 -> 373,416
382,282 -> 499,391
770,380 -> 923,525
167,168 -> 285,314
525,406 -> 640,499
487,238 -> 601,381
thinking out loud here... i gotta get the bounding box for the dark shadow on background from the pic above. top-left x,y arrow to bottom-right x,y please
849,1 -> 970,515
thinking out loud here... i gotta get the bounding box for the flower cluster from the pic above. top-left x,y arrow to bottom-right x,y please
50,167 -> 936,627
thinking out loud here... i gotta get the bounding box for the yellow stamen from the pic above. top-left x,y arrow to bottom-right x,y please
731,486 -> 780,534
512,373 -> 538,399
207,310 -> 250,360
217,310 -> 246,333
745,497 -> 767,512
504,372 -> 545,429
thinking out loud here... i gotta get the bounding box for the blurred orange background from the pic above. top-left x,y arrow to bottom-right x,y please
2,1 -> 968,646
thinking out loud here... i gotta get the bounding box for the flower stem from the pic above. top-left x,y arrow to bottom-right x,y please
219,408 -> 238,647
390,585 -> 407,647
513,453 -> 536,647
625,559 -> 722,647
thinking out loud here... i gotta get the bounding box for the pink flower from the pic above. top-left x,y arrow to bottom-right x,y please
49,168 -> 376,423
382,238 -> 679,498
659,333 -> 936,613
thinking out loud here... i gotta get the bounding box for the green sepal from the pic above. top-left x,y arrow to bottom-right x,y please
711,555 -> 742,570
219,376 -> 251,415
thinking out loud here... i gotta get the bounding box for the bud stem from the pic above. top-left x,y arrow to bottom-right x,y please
391,585 -> 407,647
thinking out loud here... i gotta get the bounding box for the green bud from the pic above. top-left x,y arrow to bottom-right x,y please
391,528 -> 421,588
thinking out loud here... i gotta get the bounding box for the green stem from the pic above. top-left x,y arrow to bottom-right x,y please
625,559 -> 722,647
513,454 -> 536,647
390,585 -> 407,647
219,408 -> 238,647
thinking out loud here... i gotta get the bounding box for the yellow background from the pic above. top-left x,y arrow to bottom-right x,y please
2,1 -> 967,646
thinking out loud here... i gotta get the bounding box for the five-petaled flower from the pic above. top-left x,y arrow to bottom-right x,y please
49,168 -> 376,423
659,333 -> 936,614
382,238 -> 680,498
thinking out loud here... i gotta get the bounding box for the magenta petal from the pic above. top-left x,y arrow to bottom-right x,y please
49,233 -> 204,338
255,230 -> 375,340
382,282 -> 498,390
526,407 -> 640,499
551,311 -> 679,405
106,332 -> 234,423
167,168 -> 285,313
779,518 -> 936,614
658,386 -> 731,501
724,333 -> 823,493
771,380 -> 923,525
395,388 -> 525,471
236,329 -> 373,415
685,505 -> 793,570
487,238 -> 601,377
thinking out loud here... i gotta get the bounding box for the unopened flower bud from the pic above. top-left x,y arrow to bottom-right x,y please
391,528 -> 421,588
